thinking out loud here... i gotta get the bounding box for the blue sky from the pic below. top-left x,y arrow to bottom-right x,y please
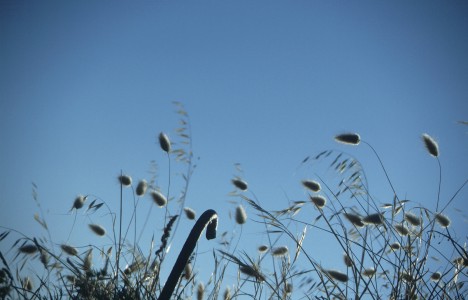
1,0 -> 467,297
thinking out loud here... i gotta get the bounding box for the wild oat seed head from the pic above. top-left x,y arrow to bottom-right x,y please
335,133 -> 361,145
422,133 -> 439,157
285,283 -> 293,294
61,244 -> 78,256
258,245 -> 269,253
363,213 -> 384,225
184,207 -> 196,220
118,174 -> 132,186
23,277 -> 33,291
83,249 -> 92,271
430,272 -> 441,282
310,195 -> 326,208
71,195 -> 86,210
404,212 -> 421,226
232,178 -> 248,191
184,263 -> 192,280
394,224 -> 410,236
136,179 -> 148,196
390,242 -> 401,251
89,224 -> 106,236
224,287 -> 231,300
362,268 -> 376,277
343,213 -> 365,227
197,282 -> 204,300
326,269 -> 349,282
19,244 -> 38,255
159,132 -> 171,153
302,179 -> 321,192
151,190 -> 167,207
343,254 -> 353,267
435,213 -> 451,228
235,205 -> 247,225
271,246 -> 289,257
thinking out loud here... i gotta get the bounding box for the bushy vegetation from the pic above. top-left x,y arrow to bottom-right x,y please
1,103 -> 466,299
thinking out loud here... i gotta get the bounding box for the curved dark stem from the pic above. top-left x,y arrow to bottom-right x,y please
157,209 -> 218,300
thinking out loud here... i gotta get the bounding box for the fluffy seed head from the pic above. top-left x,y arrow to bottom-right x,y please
343,254 -> 353,267
390,242 -> 401,251
335,133 -> 361,145
343,213 -> 365,227
435,213 -> 451,228
83,249 -> 92,271
394,224 -> 410,236
39,249 -> 49,267
232,178 -> 248,191
310,195 -> 326,208
422,133 -> 439,157
23,277 -> 33,291
285,282 -> 293,294
239,265 -> 265,281
430,272 -> 441,282
158,132 -> 171,153
404,212 -> 421,226
302,180 -> 321,192
184,263 -> 192,280
19,244 -> 38,255
136,180 -> 148,196
235,205 -> 247,225
71,195 -> 86,210
61,244 -> 78,256
258,245 -> 269,253
363,213 -> 384,225
197,282 -> 204,300
151,190 -> 167,207
362,268 -> 376,277
326,269 -> 349,282
118,174 -> 132,186
89,224 -> 106,236
223,287 -> 231,300
184,207 -> 196,220
271,246 -> 289,257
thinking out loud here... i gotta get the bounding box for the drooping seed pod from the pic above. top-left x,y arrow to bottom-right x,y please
184,207 -> 196,220
310,195 -> 326,208
422,133 -> 439,157
258,245 -> 269,253
151,190 -> 167,207
89,224 -> 106,236
83,249 -> 92,271
136,179 -> 148,196
184,263 -> 192,280
232,178 -> 248,191
235,205 -> 247,225
302,180 -> 321,192
285,282 -> 293,294
335,133 -> 361,145
118,174 -> 132,186
159,132 -> 171,153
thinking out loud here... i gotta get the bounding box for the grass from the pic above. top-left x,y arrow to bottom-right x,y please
0,104 -> 466,299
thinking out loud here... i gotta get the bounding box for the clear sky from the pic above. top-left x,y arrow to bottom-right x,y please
1,0 -> 467,297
